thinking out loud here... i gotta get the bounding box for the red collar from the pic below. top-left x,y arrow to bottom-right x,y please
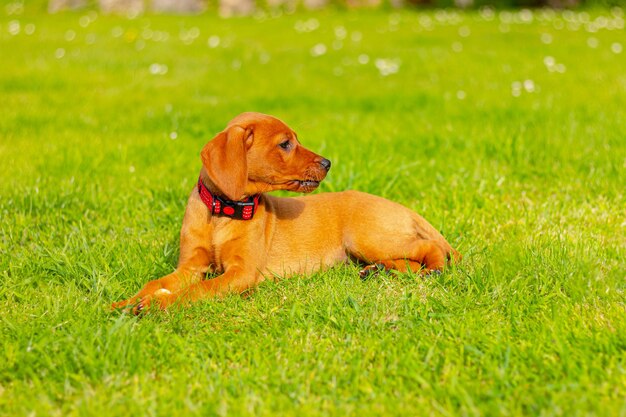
197,178 -> 260,220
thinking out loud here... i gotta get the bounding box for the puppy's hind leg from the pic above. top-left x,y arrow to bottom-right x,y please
358,259 -> 430,279
354,239 -> 448,278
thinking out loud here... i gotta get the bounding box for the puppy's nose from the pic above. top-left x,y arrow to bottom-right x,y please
319,158 -> 331,171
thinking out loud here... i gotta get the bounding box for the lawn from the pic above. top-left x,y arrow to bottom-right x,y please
1,4 -> 625,416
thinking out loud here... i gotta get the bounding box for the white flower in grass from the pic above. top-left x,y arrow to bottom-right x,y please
375,58 -> 400,76
541,33 -> 552,44
519,9 -> 533,23
8,20 -> 20,36
458,26 -> 470,37
55,48 -> 65,59
480,7 -> 495,21
149,63 -> 168,75
594,16 -> 608,29
499,11 -> 513,24
180,27 -> 200,45
587,37 -> 598,48
24,23 -> 35,35
511,81 -> 522,97
334,26 -> 347,40
523,79 -> 535,93
418,16 -> 432,29
358,54 -> 369,65
5,2 -> 24,15
207,35 -> 220,48
310,43 -> 327,57
578,11 -> 590,23
306,18 -> 320,32
152,31 -> 164,42
611,42 -> 623,54
543,56 -> 565,73
294,18 -> 319,33
189,27 -> 200,39
539,9 -> 555,21
65,30 -> 76,41
79,15 -> 90,28
563,10 -> 575,22
456,90 -> 466,100
170,132 -> 178,140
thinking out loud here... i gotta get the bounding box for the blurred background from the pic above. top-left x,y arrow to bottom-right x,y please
40,0 -> 626,15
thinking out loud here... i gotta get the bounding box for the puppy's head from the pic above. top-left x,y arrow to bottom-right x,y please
201,112 -> 330,200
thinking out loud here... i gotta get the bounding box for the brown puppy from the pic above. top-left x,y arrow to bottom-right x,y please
113,112 -> 460,313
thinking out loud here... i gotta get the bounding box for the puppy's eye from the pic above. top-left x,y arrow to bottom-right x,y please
279,140 -> 291,150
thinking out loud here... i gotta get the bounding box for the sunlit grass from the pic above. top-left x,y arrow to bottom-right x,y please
1,6 -> 625,417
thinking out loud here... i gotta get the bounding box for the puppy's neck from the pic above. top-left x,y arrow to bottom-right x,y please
197,169 -> 260,221
198,169 -> 234,200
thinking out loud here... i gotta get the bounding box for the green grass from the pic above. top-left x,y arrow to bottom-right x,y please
1,5 -> 625,416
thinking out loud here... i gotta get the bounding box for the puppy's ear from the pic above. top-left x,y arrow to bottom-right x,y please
200,125 -> 252,200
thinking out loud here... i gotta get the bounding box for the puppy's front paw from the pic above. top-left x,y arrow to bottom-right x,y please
110,289 -> 172,316
111,297 -> 140,312
131,289 -> 177,315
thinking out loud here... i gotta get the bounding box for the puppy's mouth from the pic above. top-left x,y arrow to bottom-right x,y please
296,180 -> 320,192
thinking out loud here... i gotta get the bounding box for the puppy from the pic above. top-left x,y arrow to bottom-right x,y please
113,112 -> 460,313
